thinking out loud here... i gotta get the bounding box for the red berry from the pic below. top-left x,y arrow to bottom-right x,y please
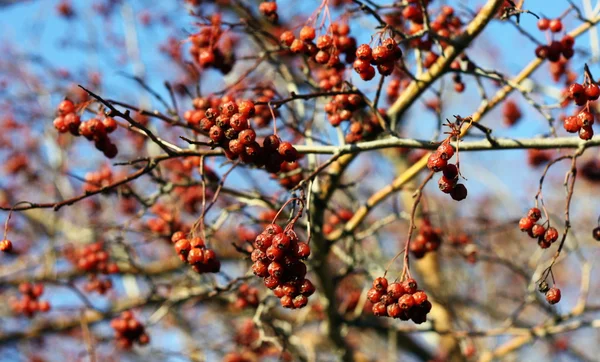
563,116 -> 581,133
427,152 -> 447,172
437,142 -> 455,160
585,84 -> 600,100
531,224 -> 546,238
544,227 -> 559,243
0,239 -> 12,252
387,283 -> 404,300
402,278 -> 418,294
58,99 -> 75,115
545,287 -> 561,304
549,19 -> 563,33
299,26 -> 316,41
367,288 -> 383,303
373,277 -> 388,292
528,207 -> 542,221
519,217 -> 535,231
280,31 -> 295,47
579,125 -> 594,140
568,83 -> 585,99
537,18 -> 550,31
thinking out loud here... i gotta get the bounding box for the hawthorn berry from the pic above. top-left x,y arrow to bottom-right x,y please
450,184 -> 468,201
519,217 -> 534,231
544,227 -> 559,243
527,207 -> 542,221
585,84 -> 600,100
545,287 -> 561,304
0,239 -> 12,252
593,226 -> 600,241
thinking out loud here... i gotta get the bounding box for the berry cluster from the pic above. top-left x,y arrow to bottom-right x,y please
171,231 -> 221,274
316,67 -> 344,91
563,82 -> 599,139
197,99 -> 300,173
258,2 -> 278,21
83,164 -> 113,192
66,241 -> 119,294
428,141 -> 467,201
189,15 -> 235,74
410,219 -> 442,258
367,277 -> 432,324
353,38 -> 403,81
276,160 -> 303,189
110,311 -> 150,349
539,282 -> 561,305
0,238 -> 12,252
280,23 -> 357,68
322,209 -> 354,235
251,223 -> 315,309
535,21 -> 575,63
11,282 -> 51,318
54,99 -> 119,158
324,93 -> 365,127
233,283 -> 260,310
518,207 -> 559,249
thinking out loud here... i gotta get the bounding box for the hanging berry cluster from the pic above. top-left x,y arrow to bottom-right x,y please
184,93 -> 277,130
83,164 -> 114,192
428,139 -> 467,201
353,38 -> 403,81
518,207 -> 559,249
276,160 -> 303,190
64,241 -> 119,294
409,219 -> 442,258
189,14 -> 235,74
367,277 -> 432,324
250,200 -> 315,309
258,1 -> 278,22
563,81 -> 599,139
280,22 -> 357,68
198,99 -> 300,173
110,311 -> 150,349
53,99 -> 119,158
10,282 -> 51,318
535,17 -> 574,62
324,93 -> 365,127
171,231 -> 221,274
322,209 -> 354,235
233,283 -> 260,310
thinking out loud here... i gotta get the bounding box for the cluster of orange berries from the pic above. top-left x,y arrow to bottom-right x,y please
54,99 -> 119,158
233,283 -> 260,310
518,207 -> 559,249
353,39 -> 403,81
323,209 -> 354,235
535,17 -> 574,63
427,141 -> 467,201
171,231 -> 221,274
367,277 -> 432,324
324,93 -> 365,127
11,282 -> 51,318
563,82 -> 599,140
258,1 -> 278,22
251,223 -> 315,309
276,161 -> 303,190
64,241 -> 119,294
83,164 -> 114,192
190,14 -> 235,74
111,311 -> 150,349
410,219 -> 442,258
280,23 -> 357,68
184,94 -> 277,130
